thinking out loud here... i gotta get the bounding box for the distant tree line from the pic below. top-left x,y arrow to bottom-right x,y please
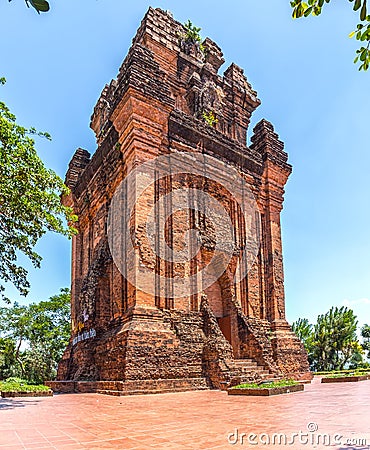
292,306 -> 370,371
0,288 -> 70,384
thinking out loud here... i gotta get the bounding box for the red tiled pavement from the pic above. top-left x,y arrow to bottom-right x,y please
0,377 -> 369,450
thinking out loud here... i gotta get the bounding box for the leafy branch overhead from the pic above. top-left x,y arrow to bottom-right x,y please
291,0 -> 370,71
0,79 -> 77,303
9,0 -> 49,13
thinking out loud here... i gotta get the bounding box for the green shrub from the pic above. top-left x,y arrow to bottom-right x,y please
0,377 -> 50,392
232,379 -> 298,389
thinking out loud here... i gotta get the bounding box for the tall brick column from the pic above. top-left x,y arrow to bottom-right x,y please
251,120 -> 310,376
251,120 -> 291,329
64,148 -> 91,331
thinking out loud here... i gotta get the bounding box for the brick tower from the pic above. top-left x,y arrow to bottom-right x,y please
53,8 -> 310,395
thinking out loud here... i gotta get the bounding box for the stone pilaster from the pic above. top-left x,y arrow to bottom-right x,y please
65,148 -> 91,190
251,119 -> 291,329
63,148 -> 90,330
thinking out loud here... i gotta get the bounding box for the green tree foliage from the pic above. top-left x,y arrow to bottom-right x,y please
0,337 -> 18,379
361,323 -> 370,358
290,0 -> 370,70
0,288 -> 70,383
27,288 -> 71,363
292,306 -> 364,371
292,317 -> 312,343
8,0 -> 50,14
313,306 -> 360,371
0,78 -> 77,302
292,317 -> 314,364
0,303 -> 30,377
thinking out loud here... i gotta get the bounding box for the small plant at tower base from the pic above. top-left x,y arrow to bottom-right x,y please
231,379 -> 298,389
228,379 -> 304,396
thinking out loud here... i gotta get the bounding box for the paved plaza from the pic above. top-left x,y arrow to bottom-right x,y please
0,378 -> 369,450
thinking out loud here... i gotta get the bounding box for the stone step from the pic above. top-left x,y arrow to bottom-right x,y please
226,375 -> 283,389
230,367 -> 268,375
230,366 -> 259,372
227,362 -> 268,372
227,361 -> 258,369
228,369 -> 267,377
230,359 -> 258,365
232,362 -> 259,368
47,378 -> 209,394
223,356 -> 280,388
254,369 -> 270,375
97,384 -> 209,396
238,365 -> 264,371
259,376 -> 283,382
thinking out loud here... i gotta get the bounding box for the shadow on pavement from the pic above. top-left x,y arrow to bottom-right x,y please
0,398 -> 40,410
338,447 -> 370,450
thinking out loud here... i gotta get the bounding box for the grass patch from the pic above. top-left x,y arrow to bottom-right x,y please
231,379 -> 298,389
0,377 -> 50,393
315,368 -> 370,376
323,371 -> 370,379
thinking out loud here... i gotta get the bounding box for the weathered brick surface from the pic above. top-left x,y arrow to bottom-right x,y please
57,7 -> 310,394
1,390 -> 53,398
227,384 -> 305,396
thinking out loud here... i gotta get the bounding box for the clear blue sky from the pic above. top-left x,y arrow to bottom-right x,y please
0,1 -> 368,327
